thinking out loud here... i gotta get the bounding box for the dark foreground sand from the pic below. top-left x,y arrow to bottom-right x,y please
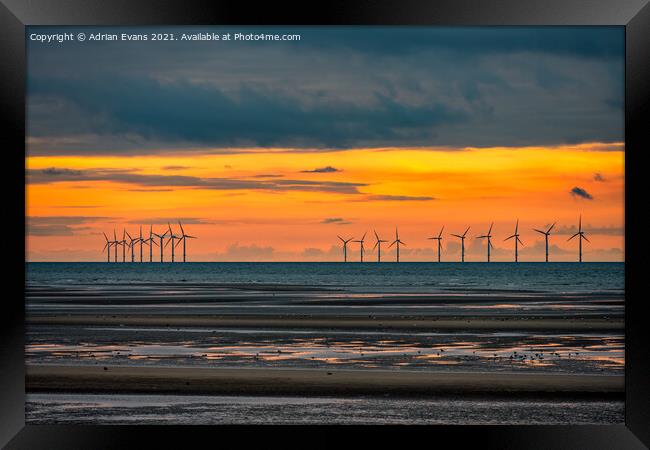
28,314 -> 623,331
27,365 -> 624,397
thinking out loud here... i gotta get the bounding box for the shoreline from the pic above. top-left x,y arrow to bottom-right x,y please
27,314 -> 624,331
26,364 -> 624,398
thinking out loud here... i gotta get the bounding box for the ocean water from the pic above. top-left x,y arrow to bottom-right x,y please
27,262 -> 624,293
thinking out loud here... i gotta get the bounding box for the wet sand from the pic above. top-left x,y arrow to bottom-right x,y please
27,364 -> 624,397
28,313 -> 623,331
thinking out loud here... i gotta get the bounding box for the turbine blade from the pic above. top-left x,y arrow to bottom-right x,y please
517,237 -> 524,246
389,241 -> 396,248
567,233 -> 579,241
488,222 -> 493,234
533,229 -> 545,235
463,226 -> 470,237
504,235 -> 515,241
179,221 -> 185,235
548,222 -> 556,233
582,234 -> 590,243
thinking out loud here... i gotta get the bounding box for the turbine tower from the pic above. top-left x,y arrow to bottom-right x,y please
451,226 -> 470,262
152,228 -> 169,262
119,229 -> 128,262
113,229 -> 118,262
125,230 -> 139,262
164,223 -> 181,262
337,235 -> 354,262
352,232 -> 367,262
176,221 -> 197,263
144,225 -> 158,262
139,225 -> 144,262
389,227 -> 406,262
102,232 -> 112,262
504,219 -> 524,262
427,226 -> 444,262
372,230 -> 388,262
568,215 -> 590,262
534,222 -> 556,262
477,222 -> 494,262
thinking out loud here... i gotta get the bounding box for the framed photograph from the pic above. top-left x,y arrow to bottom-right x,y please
1,0 -> 648,448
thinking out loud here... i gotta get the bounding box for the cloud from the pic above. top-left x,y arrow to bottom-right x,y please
301,166 -> 340,173
570,187 -> 594,200
320,217 -> 351,225
27,216 -> 110,236
364,195 -> 436,201
555,224 -> 624,236
161,165 -> 191,170
220,243 -> 275,261
594,173 -> 606,182
301,247 -> 325,258
26,27 -> 623,155
27,167 -> 366,194
124,217 -> 212,225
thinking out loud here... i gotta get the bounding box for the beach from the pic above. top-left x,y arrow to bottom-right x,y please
25,262 -> 625,424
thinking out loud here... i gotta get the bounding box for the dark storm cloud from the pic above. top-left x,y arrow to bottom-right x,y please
27,27 -> 623,155
302,166 -> 340,173
28,76 -> 467,150
27,167 -> 365,194
570,187 -> 594,200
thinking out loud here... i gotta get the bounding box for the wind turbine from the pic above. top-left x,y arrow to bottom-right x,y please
427,226 -> 444,262
119,228 -> 128,262
451,226 -> 470,262
175,221 -> 197,263
534,222 -> 556,262
568,215 -> 589,262
504,219 -> 524,262
477,222 -> 494,262
125,230 -> 139,262
389,227 -> 406,262
164,223 -> 181,262
372,230 -> 388,262
144,225 -> 158,262
337,235 -> 354,262
102,232 -> 112,262
139,225 -> 144,262
352,232 -> 367,262
113,229 -> 118,262
152,227 -> 169,262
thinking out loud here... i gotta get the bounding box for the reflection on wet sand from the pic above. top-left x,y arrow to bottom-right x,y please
27,326 -> 623,374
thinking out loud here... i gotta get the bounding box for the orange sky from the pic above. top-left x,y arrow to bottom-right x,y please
26,142 -> 624,262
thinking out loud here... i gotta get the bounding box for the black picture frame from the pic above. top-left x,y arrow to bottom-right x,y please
1,0 -> 647,448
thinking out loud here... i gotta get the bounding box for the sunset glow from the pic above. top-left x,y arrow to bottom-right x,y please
26,142 -> 624,261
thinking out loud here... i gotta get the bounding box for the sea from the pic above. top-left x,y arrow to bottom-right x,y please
26,262 -> 624,293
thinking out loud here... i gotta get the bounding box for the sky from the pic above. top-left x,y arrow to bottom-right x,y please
25,26 -> 625,262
